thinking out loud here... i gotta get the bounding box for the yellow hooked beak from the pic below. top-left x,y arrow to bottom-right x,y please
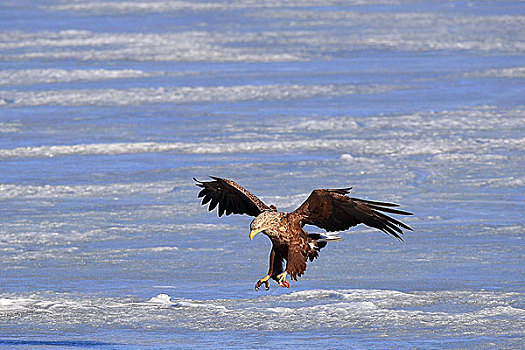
250,229 -> 262,240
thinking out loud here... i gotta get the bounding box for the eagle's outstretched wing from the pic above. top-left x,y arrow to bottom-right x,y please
194,176 -> 270,217
290,188 -> 412,240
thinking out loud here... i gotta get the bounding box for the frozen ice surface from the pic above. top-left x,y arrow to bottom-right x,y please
0,0 -> 523,349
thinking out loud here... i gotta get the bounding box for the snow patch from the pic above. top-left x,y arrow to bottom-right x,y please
0,83 -> 395,106
147,294 -> 175,306
471,67 -> 525,78
0,123 -> 21,133
0,69 -> 157,86
0,182 -> 172,199
147,294 -> 227,310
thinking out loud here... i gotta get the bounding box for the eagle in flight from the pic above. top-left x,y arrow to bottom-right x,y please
194,176 -> 412,290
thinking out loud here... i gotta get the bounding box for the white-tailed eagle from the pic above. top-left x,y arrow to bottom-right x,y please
194,176 -> 412,290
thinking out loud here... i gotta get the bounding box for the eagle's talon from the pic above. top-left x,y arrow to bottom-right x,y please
255,275 -> 271,291
278,280 -> 290,288
277,272 -> 290,288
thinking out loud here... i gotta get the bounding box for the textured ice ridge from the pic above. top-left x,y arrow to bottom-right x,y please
1,289 -> 522,335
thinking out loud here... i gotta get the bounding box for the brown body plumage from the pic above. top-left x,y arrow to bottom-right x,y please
194,176 -> 413,290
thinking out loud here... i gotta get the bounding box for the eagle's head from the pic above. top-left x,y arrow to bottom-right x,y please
249,210 -> 282,240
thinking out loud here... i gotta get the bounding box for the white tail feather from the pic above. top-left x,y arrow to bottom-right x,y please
308,232 -> 343,244
317,233 -> 343,243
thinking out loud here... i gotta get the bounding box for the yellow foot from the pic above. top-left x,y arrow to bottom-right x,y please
276,272 -> 290,288
254,275 -> 270,291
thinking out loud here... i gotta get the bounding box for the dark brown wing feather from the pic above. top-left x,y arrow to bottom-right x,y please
194,176 -> 269,217
290,188 -> 413,240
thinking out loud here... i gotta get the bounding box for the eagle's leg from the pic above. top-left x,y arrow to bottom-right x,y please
276,272 -> 290,288
254,275 -> 271,291
255,248 -> 279,291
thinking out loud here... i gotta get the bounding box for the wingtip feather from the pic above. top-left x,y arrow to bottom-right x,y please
368,204 -> 413,216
